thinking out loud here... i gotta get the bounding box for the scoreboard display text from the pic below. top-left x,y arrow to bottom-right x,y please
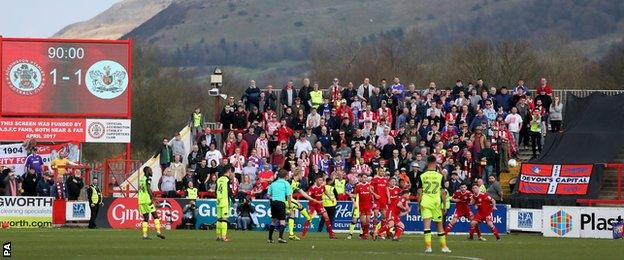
0,38 -> 131,117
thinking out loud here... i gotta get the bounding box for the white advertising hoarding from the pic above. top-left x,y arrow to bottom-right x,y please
85,119 -> 131,143
542,206 -> 624,239
65,201 -> 92,221
509,208 -> 543,232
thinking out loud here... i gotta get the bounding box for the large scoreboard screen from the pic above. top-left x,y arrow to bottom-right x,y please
1,38 -> 131,117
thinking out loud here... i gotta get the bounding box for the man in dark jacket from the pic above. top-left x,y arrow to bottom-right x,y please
243,80 -> 261,111
157,138 -> 174,172
299,78 -> 313,113
21,167 -> 38,196
65,172 -> 84,200
280,80 -> 298,109
494,86 -> 513,112
87,177 -> 102,229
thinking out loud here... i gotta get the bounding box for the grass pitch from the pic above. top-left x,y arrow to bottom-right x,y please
2,229 -> 623,259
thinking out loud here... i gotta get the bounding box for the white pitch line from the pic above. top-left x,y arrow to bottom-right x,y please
363,251 -> 484,260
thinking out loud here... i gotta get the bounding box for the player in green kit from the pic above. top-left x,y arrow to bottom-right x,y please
138,167 -> 165,240
417,156 -> 450,253
287,170 -> 317,240
216,167 -> 233,242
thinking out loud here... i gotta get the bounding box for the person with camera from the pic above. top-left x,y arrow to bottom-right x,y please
236,196 -> 255,230
182,200 -> 197,229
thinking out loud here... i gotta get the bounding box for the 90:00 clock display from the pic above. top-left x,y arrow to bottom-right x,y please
47,46 -> 84,59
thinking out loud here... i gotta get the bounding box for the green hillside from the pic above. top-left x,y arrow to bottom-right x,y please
120,0 -> 623,79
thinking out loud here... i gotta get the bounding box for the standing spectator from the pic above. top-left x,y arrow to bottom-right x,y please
50,153 -> 76,178
22,167 -> 38,196
299,78 -> 313,113
65,171 -> 84,201
486,175 -> 503,203
171,132 -> 186,157
186,182 -> 198,199
310,82 -> 324,110
504,107 -> 523,146
158,138 -> 174,171
189,107 -> 205,143
25,148 -> 44,179
187,145 -> 202,171
536,78 -> 553,95
51,174 -> 67,200
87,177 -> 102,229
205,143 -> 223,166
357,78 -> 375,102
549,96 -> 563,132
243,80 -> 261,111
170,155 -> 186,191
516,98 -> 531,149
160,168 -> 177,198
294,135 -> 312,158
529,109 -> 545,159
513,79 -> 528,95
263,85 -> 278,111
195,159 -> 210,192
36,173 -> 53,196
280,80 -> 298,109
495,86 -> 512,112
3,169 -> 20,196
479,142 -> 498,180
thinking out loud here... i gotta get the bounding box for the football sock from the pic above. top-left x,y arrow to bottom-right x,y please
300,209 -> 311,221
325,216 -> 334,236
222,221 -> 228,238
141,221 -> 148,237
491,226 -> 500,239
372,216 -> 378,231
302,220 -> 310,238
424,229 -> 432,248
278,224 -> 285,239
476,225 -> 482,238
377,223 -> 387,236
268,224 -> 275,240
438,232 -> 447,248
349,220 -> 356,234
288,218 -> 295,236
445,222 -> 454,234
216,222 -> 221,237
394,226 -> 404,239
154,219 -> 161,234
469,225 -> 475,239
362,222 -> 369,237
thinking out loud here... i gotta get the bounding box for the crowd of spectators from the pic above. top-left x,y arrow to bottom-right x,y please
160,76 -> 562,202
0,151 -> 85,199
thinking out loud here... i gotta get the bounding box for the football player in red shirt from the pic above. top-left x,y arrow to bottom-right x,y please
444,183 -> 480,238
370,169 -> 390,236
302,176 -> 337,239
385,190 -> 411,241
469,184 -> 501,241
353,174 -> 377,239
374,178 -> 402,239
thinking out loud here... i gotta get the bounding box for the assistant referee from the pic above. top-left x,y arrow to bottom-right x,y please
267,170 -> 292,243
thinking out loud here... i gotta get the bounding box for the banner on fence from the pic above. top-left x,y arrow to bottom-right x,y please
96,198 -> 187,229
518,164 -> 593,195
65,201 -> 91,221
194,199 -> 508,234
509,208 -> 543,232
542,206 -> 624,239
0,142 -> 81,175
0,196 -> 53,228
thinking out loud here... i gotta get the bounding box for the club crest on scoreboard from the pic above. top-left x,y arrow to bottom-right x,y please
86,60 -> 128,99
5,59 -> 45,95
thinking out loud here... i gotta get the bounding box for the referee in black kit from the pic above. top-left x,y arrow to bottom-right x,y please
267,170 -> 292,244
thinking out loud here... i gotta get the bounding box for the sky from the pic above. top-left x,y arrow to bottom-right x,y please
0,0 -> 122,38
